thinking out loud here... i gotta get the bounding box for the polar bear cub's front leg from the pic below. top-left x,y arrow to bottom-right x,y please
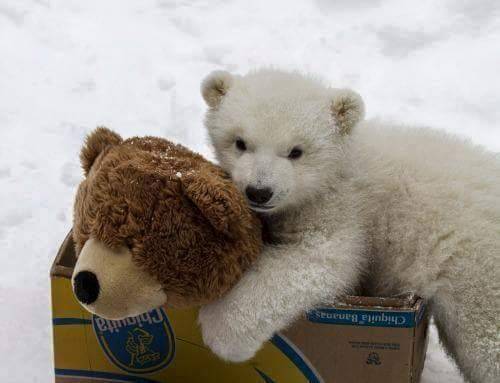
198,229 -> 365,362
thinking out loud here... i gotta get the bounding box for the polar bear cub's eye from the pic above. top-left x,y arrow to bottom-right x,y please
288,146 -> 303,159
235,138 -> 247,151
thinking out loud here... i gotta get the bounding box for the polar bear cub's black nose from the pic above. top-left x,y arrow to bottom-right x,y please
73,270 -> 100,305
245,186 -> 273,204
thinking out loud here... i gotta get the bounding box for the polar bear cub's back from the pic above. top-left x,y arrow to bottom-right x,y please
352,120 -> 500,221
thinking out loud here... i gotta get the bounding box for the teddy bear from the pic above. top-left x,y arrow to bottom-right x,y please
71,127 -> 262,320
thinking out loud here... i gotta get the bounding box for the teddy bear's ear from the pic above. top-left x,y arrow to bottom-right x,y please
80,127 -> 122,176
201,70 -> 234,108
329,89 -> 365,135
181,168 -> 247,238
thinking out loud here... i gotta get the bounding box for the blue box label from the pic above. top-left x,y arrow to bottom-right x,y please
307,308 -> 417,328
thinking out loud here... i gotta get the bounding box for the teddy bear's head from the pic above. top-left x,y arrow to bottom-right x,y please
71,127 -> 262,320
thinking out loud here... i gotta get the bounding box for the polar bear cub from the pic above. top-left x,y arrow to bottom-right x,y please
198,69 -> 499,383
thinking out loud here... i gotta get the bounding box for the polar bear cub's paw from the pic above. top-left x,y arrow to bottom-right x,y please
198,301 -> 263,362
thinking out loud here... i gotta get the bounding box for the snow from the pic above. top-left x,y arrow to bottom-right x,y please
1,1 -> 499,382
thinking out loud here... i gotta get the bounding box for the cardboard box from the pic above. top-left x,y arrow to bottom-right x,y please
51,231 -> 428,382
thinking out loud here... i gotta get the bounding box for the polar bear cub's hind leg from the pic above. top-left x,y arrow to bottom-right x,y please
430,230 -> 499,383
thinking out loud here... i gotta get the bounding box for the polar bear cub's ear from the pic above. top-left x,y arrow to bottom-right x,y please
330,89 -> 365,135
80,127 -> 122,176
201,70 -> 234,108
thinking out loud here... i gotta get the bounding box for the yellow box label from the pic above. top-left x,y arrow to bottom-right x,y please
52,277 -> 319,382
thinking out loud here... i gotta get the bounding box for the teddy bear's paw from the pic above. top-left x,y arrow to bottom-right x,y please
198,305 -> 261,362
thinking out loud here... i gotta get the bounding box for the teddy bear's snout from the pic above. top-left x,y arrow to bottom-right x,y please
73,270 -> 100,305
72,237 -> 168,320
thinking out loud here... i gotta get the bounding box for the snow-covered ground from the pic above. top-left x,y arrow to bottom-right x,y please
1,1 -> 498,382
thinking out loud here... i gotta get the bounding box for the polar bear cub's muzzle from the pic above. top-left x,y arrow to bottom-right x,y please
72,238 -> 167,320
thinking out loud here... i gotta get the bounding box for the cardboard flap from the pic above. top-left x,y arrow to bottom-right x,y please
338,294 -> 418,309
50,230 -> 76,278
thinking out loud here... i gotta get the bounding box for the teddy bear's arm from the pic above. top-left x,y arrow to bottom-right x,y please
198,227 -> 365,362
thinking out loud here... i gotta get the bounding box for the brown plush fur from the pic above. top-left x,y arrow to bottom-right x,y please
73,127 -> 262,307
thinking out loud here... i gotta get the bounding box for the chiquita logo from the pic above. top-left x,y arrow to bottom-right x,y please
92,308 -> 175,374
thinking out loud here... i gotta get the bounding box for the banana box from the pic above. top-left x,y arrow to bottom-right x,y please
51,231 -> 428,383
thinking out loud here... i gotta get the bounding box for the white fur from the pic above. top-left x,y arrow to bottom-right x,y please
199,69 -> 500,383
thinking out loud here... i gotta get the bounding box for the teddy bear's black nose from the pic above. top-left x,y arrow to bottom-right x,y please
245,186 -> 273,204
73,271 -> 100,305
